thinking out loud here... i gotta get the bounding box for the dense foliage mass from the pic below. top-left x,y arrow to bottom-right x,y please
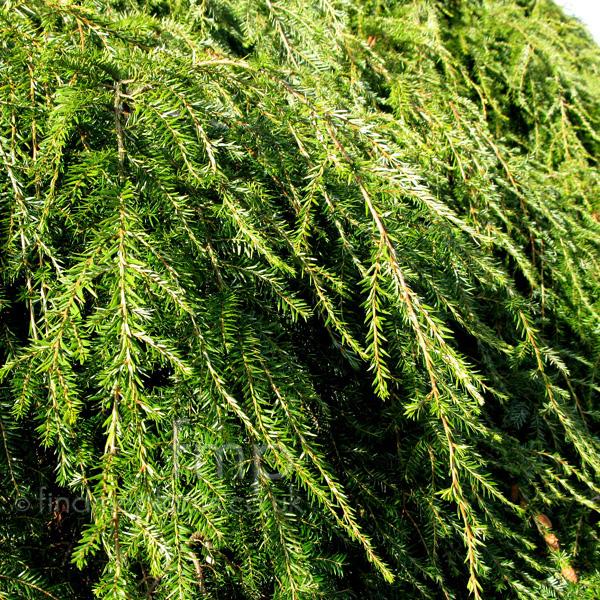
2,0 -> 600,598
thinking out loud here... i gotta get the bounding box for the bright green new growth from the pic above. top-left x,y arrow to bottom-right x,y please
2,0 -> 600,598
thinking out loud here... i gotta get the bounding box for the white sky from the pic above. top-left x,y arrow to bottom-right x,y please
554,1 -> 600,42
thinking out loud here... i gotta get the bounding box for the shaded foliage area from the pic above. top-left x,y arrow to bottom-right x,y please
2,0 -> 600,598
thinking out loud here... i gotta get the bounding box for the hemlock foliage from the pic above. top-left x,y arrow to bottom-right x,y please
2,0 -> 600,597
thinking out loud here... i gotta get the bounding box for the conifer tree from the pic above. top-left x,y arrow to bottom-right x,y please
2,0 -> 600,598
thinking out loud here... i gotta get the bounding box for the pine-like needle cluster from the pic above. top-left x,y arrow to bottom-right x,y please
2,0 -> 600,598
